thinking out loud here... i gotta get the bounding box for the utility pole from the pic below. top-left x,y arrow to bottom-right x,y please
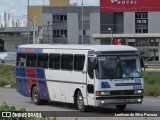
81,0 -> 84,44
108,28 -> 113,45
27,0 -> 30,44
33,16 -> 37,44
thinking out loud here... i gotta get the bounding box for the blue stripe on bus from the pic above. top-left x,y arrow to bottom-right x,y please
17,48 -> 24,53
115,83 -> 141,86
16,78 -> 30,97
16,67 -> 26,77
38,80 -> 49,100
16,78 -> 22,93
22,79 -> 30,97
16,67 -> 20,76
36,69 -> 45,79
101,82 -> 111,88
34,48 -> 42,53
17,48 -> 42,53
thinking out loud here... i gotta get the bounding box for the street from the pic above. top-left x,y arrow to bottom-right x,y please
0,88 -> 160,120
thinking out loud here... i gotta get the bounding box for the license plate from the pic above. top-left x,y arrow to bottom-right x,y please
133,85 -> 142,89
118,99 -> 126,103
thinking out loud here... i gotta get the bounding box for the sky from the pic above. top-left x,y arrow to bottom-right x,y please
0,0 -> 99,19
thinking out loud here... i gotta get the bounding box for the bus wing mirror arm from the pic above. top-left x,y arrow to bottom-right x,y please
88,55 -> 97,70
140,57 -> 144,68
82,71 -> 87,74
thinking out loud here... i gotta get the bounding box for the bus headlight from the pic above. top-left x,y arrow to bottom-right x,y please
134,90 -> 143,94
138,99 -> 142,102
96,91 -> 110,96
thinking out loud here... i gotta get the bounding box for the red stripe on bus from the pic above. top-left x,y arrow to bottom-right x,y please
26,68 -> 36,78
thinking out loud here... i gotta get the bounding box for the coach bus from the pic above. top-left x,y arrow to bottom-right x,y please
16,44 -> 144,111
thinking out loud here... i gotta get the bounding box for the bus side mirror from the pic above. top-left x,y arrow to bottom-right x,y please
140,57 -> 144,68
88,56 -> 97,71
88,56 -> 97,79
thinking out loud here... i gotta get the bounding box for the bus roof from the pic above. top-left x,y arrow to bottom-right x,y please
18,44 -> 137,52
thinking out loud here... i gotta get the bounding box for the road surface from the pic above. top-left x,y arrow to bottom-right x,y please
0,88 -> 160,120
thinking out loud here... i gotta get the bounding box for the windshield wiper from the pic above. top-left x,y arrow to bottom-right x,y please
105,72 -> 116,81
126,74 -> 134,80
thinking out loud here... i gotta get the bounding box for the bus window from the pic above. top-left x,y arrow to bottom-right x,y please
61,54 -> 73,70
38,54 -> 48,68
17,53 -> 26,66
49,54 -> 60,69
97,56 -> 117,79
26,53 -> 37,67
74,55 -> 85,71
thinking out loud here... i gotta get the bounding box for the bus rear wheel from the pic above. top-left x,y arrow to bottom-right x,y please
116,105 -> 126,111
32,86 -> 43,105
77,91 -> 87,112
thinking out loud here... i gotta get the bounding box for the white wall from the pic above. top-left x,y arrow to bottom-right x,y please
90,13 -> 100,44
124,12 -> 135,33
67,13 -> 79,44
148,12 -> 160,33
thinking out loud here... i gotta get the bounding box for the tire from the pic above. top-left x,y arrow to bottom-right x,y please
31,86 -> 43,105
116,105 -> 126,111
76,91 -> 87,112
42,100 -> 49,105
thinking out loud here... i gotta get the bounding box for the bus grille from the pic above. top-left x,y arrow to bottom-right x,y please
110,90 -> 134,95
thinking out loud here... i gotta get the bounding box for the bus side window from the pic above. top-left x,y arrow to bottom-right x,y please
26,53 -> 37,67
38,53 -> 48,68
17,53 -> 26,66
74,55 -> 85,71
61,54 -> 73,71
49,54 -> 60,69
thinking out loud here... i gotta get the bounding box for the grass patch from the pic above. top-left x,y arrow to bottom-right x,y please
0,64 -> 16,87
143,71 -> 160,97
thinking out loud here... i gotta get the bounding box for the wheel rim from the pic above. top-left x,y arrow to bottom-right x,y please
33,89 -> 38,103
77,93 -> 84,109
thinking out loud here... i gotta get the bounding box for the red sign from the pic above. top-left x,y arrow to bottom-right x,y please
114,38 -> 126,45
24,48 -> 34,53
100,0 -> 160,12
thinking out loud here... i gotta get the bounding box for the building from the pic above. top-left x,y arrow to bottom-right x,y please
28,0 -> 70,27
28,0 -> 100,44
0,11 -> 26,28
100,0 -> 160,58
5,13 -> 10,27
42,6 -> 100,44
17,19 -> 27,27
0,12 -> 11,27
28,0 -> 160,58
0,11 -> 6,28
0,27 -> 38,52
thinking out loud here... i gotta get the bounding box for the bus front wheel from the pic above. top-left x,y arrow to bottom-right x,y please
77,91 -> 87,112
116,105 -> 126,111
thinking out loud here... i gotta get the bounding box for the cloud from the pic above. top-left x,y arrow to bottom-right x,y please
0,0 -> 26,18
0,0 -> 49,18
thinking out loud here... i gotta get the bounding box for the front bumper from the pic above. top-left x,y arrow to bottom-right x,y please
96,95 -> 143,106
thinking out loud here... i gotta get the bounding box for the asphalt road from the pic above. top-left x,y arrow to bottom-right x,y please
0,88 -> 160,120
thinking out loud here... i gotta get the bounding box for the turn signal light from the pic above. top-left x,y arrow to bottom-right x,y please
96,91 -> 110,96
134,90 -> 143,94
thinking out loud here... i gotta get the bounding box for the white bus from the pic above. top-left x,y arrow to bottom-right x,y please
16,44 -> 144,111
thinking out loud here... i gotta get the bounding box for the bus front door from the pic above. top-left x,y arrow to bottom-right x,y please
87,56 -> 96,106
87,75 -> 95,106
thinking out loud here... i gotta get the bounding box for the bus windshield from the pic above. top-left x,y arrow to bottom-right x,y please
96,55 -> 142,79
